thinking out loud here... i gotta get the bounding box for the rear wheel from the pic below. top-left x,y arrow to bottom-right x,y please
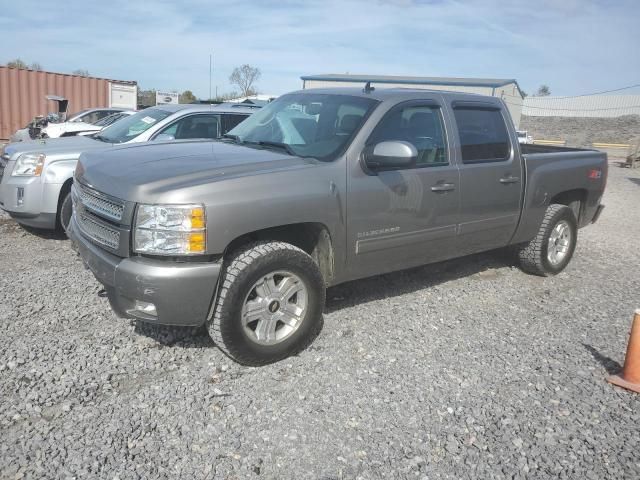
517,204 -> 577,276
208,241 -> 326,366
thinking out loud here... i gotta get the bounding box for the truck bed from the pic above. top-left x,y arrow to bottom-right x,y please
520,144 -> 595,155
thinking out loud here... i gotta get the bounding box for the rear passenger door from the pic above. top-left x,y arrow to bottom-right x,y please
451,102 -> 522,254
346,99 -> 460,278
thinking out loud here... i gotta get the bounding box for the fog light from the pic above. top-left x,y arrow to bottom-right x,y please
17,187 -> 24,206
133,300 -> 157,317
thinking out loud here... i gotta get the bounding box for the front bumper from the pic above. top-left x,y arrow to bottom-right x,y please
69,214 -> 221,326
0,169 -> 61,229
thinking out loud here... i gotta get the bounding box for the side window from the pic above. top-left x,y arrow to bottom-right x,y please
453,108 -> 510,163
222,114 -> 248,134
158,114 -> 221,140
367,104 -> 448,167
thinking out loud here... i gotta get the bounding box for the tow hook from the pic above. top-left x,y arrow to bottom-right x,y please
97,289 -> 108,298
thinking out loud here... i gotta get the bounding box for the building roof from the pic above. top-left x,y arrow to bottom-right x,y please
0,65 -> 137,85
301,73 -> 520,91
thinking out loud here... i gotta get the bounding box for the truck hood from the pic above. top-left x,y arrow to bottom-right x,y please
3,135 -> 106,160
76,140 -> 319,202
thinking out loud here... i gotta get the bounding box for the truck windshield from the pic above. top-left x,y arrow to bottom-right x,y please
94,108 -> 172,144
226,93 -> 378,161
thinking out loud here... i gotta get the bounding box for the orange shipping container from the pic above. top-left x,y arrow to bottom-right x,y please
0,66 -> 137,140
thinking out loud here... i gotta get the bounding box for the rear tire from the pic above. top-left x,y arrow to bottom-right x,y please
208,241 -> 326,366
517,204 -> 577,276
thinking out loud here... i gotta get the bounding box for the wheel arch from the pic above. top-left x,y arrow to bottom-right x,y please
550,188 -> 587,224
223,222 -> 335,285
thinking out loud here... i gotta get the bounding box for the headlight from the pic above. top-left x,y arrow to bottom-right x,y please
133,204 -> 206,255
12,153 -> 46,176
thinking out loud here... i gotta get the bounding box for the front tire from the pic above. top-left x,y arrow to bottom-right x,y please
58,190 -> 73,236
517,204 -> 577,276
208,241 -> 326,366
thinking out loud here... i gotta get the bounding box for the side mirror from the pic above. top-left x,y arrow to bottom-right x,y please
154,133 -> 175,142
365,141 -> 417,171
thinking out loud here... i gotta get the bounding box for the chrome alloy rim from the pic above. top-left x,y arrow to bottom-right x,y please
241,271 -> 308,345
547,220 -> 572,266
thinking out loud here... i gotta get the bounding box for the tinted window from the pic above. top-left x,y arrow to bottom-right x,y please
454,108 -> 510,163
367,104 -> 448,167
222,114 -> 248,134
159,114 -> 221,140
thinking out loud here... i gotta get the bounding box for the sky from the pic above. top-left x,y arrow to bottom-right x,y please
1,0 -> 639,99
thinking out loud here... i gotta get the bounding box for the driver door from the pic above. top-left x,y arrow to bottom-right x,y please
346,100 -> 460,279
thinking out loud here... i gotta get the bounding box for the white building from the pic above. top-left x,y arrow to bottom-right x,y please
301,74 -> 524,127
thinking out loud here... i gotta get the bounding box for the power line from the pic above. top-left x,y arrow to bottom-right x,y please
503,100 -> 640,112
528,83 -> 640,99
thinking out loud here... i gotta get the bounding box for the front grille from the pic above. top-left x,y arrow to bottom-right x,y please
75,210 -> 120,250
75,183 -> 124,221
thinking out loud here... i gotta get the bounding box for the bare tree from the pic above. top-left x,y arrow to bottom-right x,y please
6,58 -> 28,69
73,69 -> 91,77
30,62 -> 43,71
229,64 -> 261,97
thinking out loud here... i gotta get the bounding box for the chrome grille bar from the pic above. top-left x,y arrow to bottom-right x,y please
74,210 -> 120,250
75,183 -> 124,222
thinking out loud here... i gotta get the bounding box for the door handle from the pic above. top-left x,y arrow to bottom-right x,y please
499,176 -> 520,184
431,183 -> 456,192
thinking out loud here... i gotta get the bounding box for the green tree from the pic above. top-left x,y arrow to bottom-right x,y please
6,58 -> 28,69
179,90 -> 197,104
137,89 -> 157,108
229,64 -> 261,97
535,85 -> 551,96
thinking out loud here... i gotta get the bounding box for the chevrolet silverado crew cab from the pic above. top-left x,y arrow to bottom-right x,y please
69,87 -> 607,365
0,104 -> 256,232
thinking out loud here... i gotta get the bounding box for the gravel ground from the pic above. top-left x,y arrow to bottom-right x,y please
520,115 -> 640,149
1,165 -> 639,480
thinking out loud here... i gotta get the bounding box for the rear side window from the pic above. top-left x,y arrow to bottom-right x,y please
453,108 -> 510,163
222,114 -> 248,134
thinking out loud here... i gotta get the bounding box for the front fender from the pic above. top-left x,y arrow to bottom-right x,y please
43,159 -> 77,184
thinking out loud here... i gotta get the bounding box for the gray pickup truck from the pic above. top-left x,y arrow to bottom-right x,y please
69,87 -> 607,365
0,104 -> 256,232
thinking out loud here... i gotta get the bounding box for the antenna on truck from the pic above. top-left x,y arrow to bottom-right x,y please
363,81 -> 375,94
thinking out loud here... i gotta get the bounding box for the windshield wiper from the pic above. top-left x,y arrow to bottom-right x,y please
251,141 -> 295,156
93,134 -> 110,143
222,133 -> 242,143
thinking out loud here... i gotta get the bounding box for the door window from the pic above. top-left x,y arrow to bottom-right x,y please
158,114 -> 221,140
367,104 -> 448,168
453,108 -> 510,163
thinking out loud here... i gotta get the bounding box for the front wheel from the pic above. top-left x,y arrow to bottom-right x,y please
58,190 -> 73,236
517,204 -> 578,276
208,241 -> 326,366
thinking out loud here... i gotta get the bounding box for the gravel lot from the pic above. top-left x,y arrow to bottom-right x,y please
1,165 -> 639,479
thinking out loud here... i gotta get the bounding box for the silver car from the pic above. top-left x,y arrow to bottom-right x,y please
0,103 -> 256,232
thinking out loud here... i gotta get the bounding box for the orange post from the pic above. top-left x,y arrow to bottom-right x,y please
607,309 -> 640,394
